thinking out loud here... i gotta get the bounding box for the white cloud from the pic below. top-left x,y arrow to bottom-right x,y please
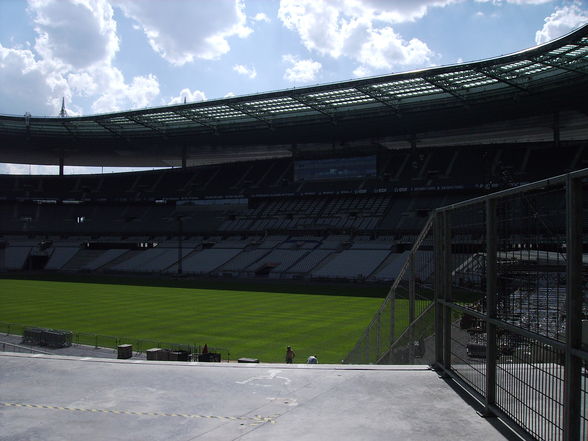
29,0 -> 119,69
475,0 -> 552,3
67,71 -> 98,97
535,3 -> 588,44
112,0 -> 252,65
353,65 -> 372,77
91,70 -> 160,113
0,0 -> 164,116
252,12 -> 271,23
168,88 -> 207,105
356,27 -> 434,71
277,0 -> 439,75
283,54 -> 321,83
0,44 -> 68,116
233,64 -> 257,79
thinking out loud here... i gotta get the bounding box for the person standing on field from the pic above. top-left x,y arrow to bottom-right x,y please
285,346 -> 295,363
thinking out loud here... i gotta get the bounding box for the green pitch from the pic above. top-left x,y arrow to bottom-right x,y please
0,278 -> 409,363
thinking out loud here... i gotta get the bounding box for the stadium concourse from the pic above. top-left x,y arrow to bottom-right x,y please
0,352 -> 514,441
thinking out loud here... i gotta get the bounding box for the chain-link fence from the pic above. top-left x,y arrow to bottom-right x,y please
343,217 -> 436,365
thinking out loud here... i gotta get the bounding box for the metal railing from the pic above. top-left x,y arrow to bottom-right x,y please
0,341 -> 51,355
343,217 -> 436,365
345,168 -> 588,441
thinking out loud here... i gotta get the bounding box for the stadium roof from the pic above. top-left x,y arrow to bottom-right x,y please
1,24 -> 588,167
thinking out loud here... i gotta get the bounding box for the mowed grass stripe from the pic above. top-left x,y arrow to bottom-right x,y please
0,279 -> 408,363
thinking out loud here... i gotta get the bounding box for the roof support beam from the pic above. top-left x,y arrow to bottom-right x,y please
94,119 -> 128,141
354,86 -> 402,115
477,68 -> 529,93
172,110 -> 218,134
226,102 -> 273,128
60,120 -> 78,140
124,115 -> 166,138
423,76 -> 469,104
532,56 -> 588,75
289,94 -> 337,124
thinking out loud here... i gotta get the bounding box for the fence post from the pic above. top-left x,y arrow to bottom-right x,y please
408,254 -> 416,361
563,174 -> 582,441
442,211 -> 452,371
376,311 -> 381,360
389,290 -> 396,355
483,198 -> 497,417
434,212 -> 444,369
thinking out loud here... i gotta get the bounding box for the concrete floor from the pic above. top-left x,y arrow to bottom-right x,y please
0,352 -> 518,441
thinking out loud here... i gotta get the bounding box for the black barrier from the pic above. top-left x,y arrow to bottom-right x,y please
21,327 -> 72,348
22,327 -> 44,346
198,353 -> 221,362
117,344 -> 132,359
169,350 -> 190,361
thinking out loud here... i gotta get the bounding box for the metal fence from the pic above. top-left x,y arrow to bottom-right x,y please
0,340 -> 50,355
0,321 -> 230,361
345,168 -> 588,441
343,217 -> 436,365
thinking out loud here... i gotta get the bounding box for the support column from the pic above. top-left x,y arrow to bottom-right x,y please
389,287 -> 396,352
441,211 -> 452,371
434,213 -> 444,369
563,174 -> 582,441
181,145 -> 187,169
59,149 -> 64,176
177,216 -> 183,275
408,254 -> 416,361
554,111 -> 560,149
434,210 -> 452,372
484,198 -> 497,416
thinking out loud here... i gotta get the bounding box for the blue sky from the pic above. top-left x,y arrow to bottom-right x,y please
0,0 -> 587,174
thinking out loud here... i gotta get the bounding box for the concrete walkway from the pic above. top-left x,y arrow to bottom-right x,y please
0,352 -> 519,441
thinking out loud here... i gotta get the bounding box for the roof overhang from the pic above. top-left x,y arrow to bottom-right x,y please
1,24 -> 588,167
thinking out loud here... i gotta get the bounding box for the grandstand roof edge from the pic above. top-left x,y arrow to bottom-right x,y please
1,22 -> 587,121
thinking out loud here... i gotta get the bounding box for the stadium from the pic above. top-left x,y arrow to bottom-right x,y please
0,21 -> 587,441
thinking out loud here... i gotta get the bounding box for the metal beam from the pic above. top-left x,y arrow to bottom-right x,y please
354,85 -> 401,114
483,198 -> 497,417
532,56 -> 588,75
93,119 -> 128,141
289,93 -> 337,123
563,174 -> 583,441
477,68 -> 529,93
124,114 -> 166,137
226,102 -> 273,128
424,76 -> 469,103
172,109 -> 218,133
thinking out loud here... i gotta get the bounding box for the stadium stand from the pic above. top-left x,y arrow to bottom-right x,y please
1,26 -> 588,287
44,246 -> 79,270
311,249 -> 392,280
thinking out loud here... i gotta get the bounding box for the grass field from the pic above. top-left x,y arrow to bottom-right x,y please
0,277 -> 410,363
